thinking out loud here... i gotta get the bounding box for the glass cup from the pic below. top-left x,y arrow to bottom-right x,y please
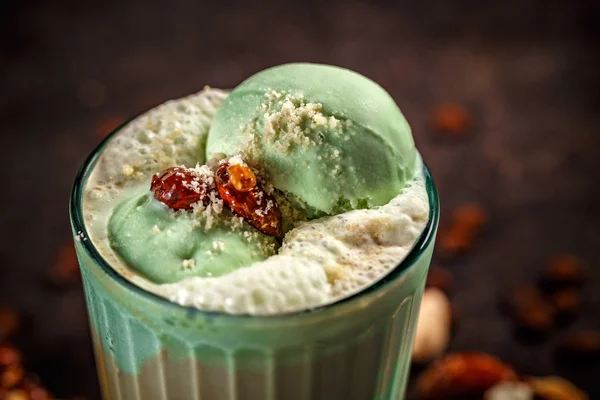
70,127 -> 439,400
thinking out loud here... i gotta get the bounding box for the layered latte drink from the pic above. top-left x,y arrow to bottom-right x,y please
71,63 -> 439,400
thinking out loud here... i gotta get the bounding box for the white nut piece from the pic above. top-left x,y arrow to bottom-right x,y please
485,381 -> 533,400
412,287 -> 452,363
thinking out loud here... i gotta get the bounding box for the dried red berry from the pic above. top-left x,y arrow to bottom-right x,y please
151,167 -> 213,211
216,162 -> 281,236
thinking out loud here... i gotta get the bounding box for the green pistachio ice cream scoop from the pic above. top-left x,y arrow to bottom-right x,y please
206,63 -> 418,216
109,192 -> 278,284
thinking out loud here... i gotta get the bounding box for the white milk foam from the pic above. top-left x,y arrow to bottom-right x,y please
83,88 -> 430,315
96,87 -> 228,183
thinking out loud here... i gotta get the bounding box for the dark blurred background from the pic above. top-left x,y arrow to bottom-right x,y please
1,0 -> 599,399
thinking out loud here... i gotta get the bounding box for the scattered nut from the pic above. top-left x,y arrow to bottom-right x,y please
438,225 -> 474,256
529,376 -> 588,400
540,255 -> 587,291
501,284 -> 556,335
412,288 -> 452,363
416,352 -> 516,400
450,204 -> 488,233
433,103 -> 471,136
438,204 -> 487,257
426,266 -> 454,294
556,330 -> 600,363
484,381 -> 533,400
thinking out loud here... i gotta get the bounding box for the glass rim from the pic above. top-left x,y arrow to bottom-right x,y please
70,117 -> 440,320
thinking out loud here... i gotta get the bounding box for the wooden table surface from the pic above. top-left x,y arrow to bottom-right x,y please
1,0 -> 599,398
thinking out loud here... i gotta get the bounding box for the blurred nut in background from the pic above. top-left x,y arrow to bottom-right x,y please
450,204 -> 488,232
416,352 -> 516,400
412,288 -> 452,363
433,103 -> 471,136
438,225 -> 474,256
501,283 -> 556,335
484,381 -> 533,400
540,254 -> 587,291
529,376 -> 588,400
438,204 -> 487,257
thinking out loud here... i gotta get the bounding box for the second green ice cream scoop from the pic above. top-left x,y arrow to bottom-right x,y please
109,193 -> 278,284
206,63 -> 418,216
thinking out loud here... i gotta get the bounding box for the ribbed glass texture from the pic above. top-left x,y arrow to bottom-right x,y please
70,124 -> 439,400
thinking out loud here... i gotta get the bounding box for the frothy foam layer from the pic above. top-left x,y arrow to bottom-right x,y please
162,255 -> 331,315
282,179 -> 428,299
97,88 -> 227,184
83,88 -> 429,315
